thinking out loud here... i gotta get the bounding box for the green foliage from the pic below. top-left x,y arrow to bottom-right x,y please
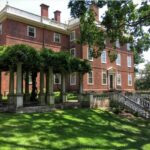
68,0 -> 150,65
108,50 -> 117,62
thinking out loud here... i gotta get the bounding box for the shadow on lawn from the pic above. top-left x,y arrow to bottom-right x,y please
0,109 -> 150,150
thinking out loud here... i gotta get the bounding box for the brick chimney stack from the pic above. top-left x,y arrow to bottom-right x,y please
90,4 -> 99,21
40,4 -> 49,18
54,10 -> 61,23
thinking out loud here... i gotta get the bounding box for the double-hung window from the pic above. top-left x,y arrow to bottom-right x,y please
54,33 -> 61,43
127,56 -> 132,67
27,26 -> 36,38
88,71 -> 94,85
101,50 -> 106,63
128,74 -> 132,86
70,31 -> 76,41
116,53 -> 121,66
116,73 -> 121,86
102,70 -> 107,85
87,47 -> 93,61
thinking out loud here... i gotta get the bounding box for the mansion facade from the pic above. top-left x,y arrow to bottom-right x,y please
0,4 -> 134,95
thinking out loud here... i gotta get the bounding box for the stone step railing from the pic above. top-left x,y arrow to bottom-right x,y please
110,93 -> 150,119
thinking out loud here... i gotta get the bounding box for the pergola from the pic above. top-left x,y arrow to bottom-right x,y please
0,44 -> 91,109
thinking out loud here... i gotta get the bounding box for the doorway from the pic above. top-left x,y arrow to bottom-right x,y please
109,74 -> 114,89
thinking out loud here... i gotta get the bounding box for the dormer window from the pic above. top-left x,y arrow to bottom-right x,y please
116,39 -> 120,48
0,24 -> 2,35
54,33 -> 61,43
70,31 -> 76,41
27,26 -> 36,38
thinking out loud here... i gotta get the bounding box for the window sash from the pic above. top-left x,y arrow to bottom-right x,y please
116,54 -> 121,66
27,26 -> 36,38
102,71 -> 107,85
88,71 -> 93,84
54,33 -> 61,43
127,56 -> 131,67
70,31 -> 75,41
88,47 -> 93,61
101,51 -> 106,63
116,73 -> 121,85
70,73 -> 76,85
128,74 -> 132,86
70,48 -> 76,57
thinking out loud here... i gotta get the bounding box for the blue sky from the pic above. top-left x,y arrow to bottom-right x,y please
0,0 -> 149,69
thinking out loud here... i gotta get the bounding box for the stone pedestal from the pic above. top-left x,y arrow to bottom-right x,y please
16,94 -> 23,108
47,94 -> 54,105
62,93 -> 67,103
39,93 -> 46,105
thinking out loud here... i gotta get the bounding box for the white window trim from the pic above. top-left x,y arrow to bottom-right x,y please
116,73 -> 121,86
87,71 -> 94,85
70,73 -> 76,85
102,71 -> 107,85
101,50 -> 107,63
87,47 -> 93,61
0,24 -> 2,35
116,53 -> 121,66
54,74 -> 61,84
70,31 -> 76,41
128,74 -> 132,86
70,48 -> 76,57
27,26 -> 36,38
127,56 -> 132,67
54,32 -> 61,43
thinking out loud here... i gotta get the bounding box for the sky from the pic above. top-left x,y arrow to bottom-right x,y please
0,0 -> 149,69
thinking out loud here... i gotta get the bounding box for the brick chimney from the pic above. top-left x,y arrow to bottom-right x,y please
54,10 -> 61,23
40,4 -> 49,18
90,4 -> 99,21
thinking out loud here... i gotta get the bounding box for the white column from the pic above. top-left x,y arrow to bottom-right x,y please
39,68 -> 45,105
61,73 -> 67,103
46,67 -> 54,105
78,73 -> 84,102
16,62 -> 23,108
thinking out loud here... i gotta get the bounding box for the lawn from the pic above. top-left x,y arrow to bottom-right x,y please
0,109 -> 150,150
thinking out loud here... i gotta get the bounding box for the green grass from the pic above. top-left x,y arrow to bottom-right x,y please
0,109 -> 150,150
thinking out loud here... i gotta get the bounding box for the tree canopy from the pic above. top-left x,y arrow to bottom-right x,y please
68,0 -> 150,65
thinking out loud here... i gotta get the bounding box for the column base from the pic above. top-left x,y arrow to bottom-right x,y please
46,94 -> 55,105
62,93 -> 67,103
15,94 -> 23,108
39,93 -> 46,105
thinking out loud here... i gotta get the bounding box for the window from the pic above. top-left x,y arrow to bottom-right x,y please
127,43 -> 131,51
54,74 -> 61,84
70,48 -> 76,57
116,53 -> 121,66
70,73 -> 76,85
127,56 -> 132,67
87,47 -> 93,61
0,24 -> 2,35
88,71 -> 93,84
70,31 -> 76,41
102,70 -> 107,85
54,33 -> 61,43
27,26 -> 36,38
116,73 -> 121,85
116,39 -> 120,48
128,74 -> 132,86
101,50 -> 106,63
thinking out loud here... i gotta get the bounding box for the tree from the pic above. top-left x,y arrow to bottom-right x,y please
135,61 -> 150,90
68,0 -> 150,64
